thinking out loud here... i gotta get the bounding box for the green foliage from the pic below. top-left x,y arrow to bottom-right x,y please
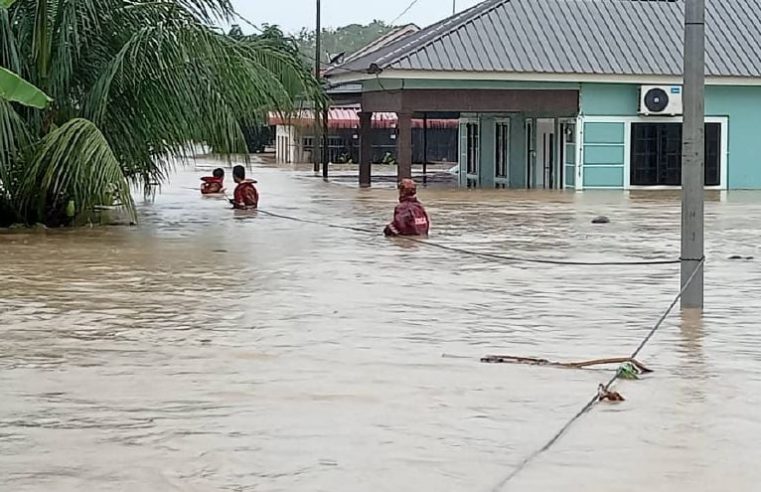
19,118 -> 136,226
0,0 -> 322,227
0,66 -> 50,109
294,20 -> 396,66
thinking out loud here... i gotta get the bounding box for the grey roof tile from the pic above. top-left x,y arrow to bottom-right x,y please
326,0 -> 761,79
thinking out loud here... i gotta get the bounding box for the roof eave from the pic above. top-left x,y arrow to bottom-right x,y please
334,68 -> 761,87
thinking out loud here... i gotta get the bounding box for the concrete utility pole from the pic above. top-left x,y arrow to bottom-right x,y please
452,0 -> 456,15
681,0 -> 705,309
313,0 -> 322,173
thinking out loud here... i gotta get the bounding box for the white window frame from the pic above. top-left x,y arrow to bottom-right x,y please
575,116 -> 584,192
460,116 -> 480,187
559,117 -> 578,190
581,115 -> 729,191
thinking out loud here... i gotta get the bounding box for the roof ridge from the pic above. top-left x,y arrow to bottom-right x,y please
375,0 -> 511,70
343,24 -> 420,64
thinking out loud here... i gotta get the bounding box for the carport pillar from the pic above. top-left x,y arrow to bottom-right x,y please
479,115 -> 497,188
359,111 -> 373,188
397,112 -> 413,181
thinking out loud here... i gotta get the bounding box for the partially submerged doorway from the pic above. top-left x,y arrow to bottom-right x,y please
533,118 -> 561,189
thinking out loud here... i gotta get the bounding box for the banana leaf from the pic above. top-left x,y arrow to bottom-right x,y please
0,66 -> 51,109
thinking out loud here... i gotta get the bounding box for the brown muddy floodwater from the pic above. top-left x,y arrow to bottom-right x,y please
2,159 -> 761,492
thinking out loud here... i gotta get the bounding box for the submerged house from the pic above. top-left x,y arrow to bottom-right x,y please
325,0 -> 761,190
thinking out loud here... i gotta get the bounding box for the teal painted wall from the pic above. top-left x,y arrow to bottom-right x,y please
584,167 -> 625,188
706,86 -> 761,189
564,142 -> 576,188
585,145 -> 625,165
581,83 -> 761,189
585,122 -> 625,142
580,83 -> 639,116
582,121 -> 625,188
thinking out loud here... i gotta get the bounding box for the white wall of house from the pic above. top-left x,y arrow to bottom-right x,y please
275,125 -> 307,164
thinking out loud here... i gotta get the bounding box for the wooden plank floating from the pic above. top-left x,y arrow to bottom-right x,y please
480,355 -> 653,374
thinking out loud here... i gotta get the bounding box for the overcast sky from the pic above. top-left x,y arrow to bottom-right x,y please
229,0 -> 483,34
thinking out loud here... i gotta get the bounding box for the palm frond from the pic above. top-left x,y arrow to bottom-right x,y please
81,5 -> 323,188
18,118 -> 136,225
0,99 -> 31,223
1,0 -> 321,225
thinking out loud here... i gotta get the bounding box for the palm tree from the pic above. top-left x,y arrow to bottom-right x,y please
0,0 -> 322,226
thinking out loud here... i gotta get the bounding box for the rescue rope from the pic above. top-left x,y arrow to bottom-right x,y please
256,209 -> 681,267
489,256 -> 706,491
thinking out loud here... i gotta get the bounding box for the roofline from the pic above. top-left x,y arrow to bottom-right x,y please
344,24 -> 420,64
324,0 -> 501,77
381,0 -> 509,71
327,69 -> 761,87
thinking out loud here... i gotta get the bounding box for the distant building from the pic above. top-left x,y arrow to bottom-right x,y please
269,107 -> 458,165
326,0 -> 761,190
270,23 -> 459,167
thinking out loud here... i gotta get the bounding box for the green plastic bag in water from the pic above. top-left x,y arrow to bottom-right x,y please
617,362 -> 640,380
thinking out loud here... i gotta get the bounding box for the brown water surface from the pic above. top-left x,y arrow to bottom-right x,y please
2,160 -> 760,491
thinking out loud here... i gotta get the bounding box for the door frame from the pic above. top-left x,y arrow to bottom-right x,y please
559,118 -> 579,190
495,118 -> 510,188
525,118 -> 536,189
536,118 -> 556,189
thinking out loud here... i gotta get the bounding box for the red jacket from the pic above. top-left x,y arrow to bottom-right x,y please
233,180 -> 259,210
200,176 -> 224,194
385,197 -> 430,236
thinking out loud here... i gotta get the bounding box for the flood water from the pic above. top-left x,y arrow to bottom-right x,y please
2,159 -> 761,492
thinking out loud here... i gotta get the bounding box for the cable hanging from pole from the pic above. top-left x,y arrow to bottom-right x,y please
390,0 -> 423,25
256,209 -> 682,267
488,256 -> 706,491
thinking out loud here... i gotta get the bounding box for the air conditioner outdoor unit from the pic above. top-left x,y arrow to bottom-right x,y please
639,85 -> 683,115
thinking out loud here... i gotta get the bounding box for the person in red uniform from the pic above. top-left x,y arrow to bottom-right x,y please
201,168 -> 225,195
230,165 -> 259,210
384,178 -> 430,236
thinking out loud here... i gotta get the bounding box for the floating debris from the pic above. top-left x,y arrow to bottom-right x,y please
617,362 -> 641,380
592,216 -> 610,224
598,384 -> 625,402
480,355 -> 653,373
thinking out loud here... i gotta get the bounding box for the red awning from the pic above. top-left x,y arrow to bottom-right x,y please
268,107 -> 457,129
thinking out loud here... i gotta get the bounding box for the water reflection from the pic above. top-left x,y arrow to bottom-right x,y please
2,160 -> 761,491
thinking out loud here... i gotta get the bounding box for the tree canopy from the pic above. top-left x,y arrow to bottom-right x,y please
294,20 -> 396,66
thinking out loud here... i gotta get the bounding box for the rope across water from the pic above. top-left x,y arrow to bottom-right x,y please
256,207 -> 700,489
256,208 -> 681,267
489,256 -> 706,491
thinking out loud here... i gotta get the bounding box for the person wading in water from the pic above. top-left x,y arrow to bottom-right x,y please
200,168 -> 225,195
229,165 -> 259,210
384,178 -> 430,237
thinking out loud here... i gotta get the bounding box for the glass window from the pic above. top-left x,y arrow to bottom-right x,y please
630,123 -> 721,186
495,122 -> 509,179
